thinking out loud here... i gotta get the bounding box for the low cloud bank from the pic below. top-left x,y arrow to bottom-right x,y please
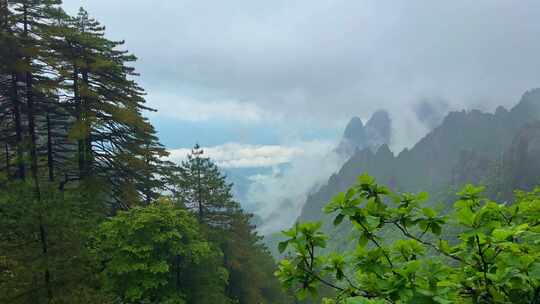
167,140 -> 343,234
246,147 -> 344,234
168,143 -> 304,168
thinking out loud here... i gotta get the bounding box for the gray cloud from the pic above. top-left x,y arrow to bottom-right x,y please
61,0 -> 540,232
166,140 -> 341,233
63,0 -> 540,146
243,143 -> 344,234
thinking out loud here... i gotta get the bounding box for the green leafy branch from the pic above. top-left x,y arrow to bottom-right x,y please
276,174 -> 540,303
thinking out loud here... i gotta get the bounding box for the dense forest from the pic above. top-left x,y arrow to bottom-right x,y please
0,1 -> 288,303
2,1 -> 540,304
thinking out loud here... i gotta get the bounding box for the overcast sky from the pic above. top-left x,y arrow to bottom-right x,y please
60,0 -> 540,232
61,1 -> 540,150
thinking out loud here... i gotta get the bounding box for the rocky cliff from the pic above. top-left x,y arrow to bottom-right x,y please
300,88 -> 540,223
335,110 -> 391,158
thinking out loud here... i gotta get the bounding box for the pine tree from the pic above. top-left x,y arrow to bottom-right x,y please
222,212 -> 290,303
1,1 -> 290,303
0,2 -> 68,301
170,145 -> 291,303
0,3 -> 171,302
49,7 -> 169,207
171,144 -> 240,227
0,0 -> 27,180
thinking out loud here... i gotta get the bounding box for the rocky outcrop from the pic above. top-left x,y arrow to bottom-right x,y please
502,121 -> 540,194
451,150 -> 494,186
299,88 -> 540,223
336,110 -> 391,158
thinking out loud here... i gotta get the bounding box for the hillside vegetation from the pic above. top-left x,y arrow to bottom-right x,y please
277,174 -> 540,303
0,2 -> 288,303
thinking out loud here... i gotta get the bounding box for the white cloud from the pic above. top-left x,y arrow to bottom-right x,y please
167,141 -> 331,168
63,0 -> 540,150
244,142 -> 345,234
68,1 -> 540,111
166,140 -> 342,234
148,92 -> 276,123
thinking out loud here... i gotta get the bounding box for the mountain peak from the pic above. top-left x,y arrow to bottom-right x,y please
367,110 -> 390,126
376,144 -> 393,158
336,110 -> 392,158
343,116 -> 364,140
495,106 -> 509,117
301,88 -> 540,224
511,88 -> 540,120
366,110 -> 391,143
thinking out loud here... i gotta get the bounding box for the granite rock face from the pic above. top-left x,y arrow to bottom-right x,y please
336,110 -> 391,158
502,121 -> 540,195
300,89 -> 540,223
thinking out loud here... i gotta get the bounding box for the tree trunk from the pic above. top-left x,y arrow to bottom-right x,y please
46,106 -> 54,181
175,255 -> 181,294
10,73 -> 25,180
197,163 -> 203,221
73,65 -> 85,177
0,0 -> 7,28
23,4 -> 52,301
81,69 -> 92,174
4,143 -> 10,177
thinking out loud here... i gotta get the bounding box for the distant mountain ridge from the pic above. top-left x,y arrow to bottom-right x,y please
335,110 -> 391,157
300,88 -> 540,223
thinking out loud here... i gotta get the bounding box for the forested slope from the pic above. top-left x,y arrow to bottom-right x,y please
299,89 -> 540,224
0,2 -> 289,303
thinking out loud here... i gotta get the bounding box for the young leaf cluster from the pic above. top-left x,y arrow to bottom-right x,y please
276,173 -> 540,303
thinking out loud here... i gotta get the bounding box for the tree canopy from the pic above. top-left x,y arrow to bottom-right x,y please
171,144 -> 240,227
170,145 -> 290,303
276,174 -> 540,303
0,2 -> 288,303
94,200 -> 228,304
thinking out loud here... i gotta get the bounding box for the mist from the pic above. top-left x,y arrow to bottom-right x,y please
244,142 -> 344,234
61,0 -> 540,233
60,0 -> 540,129
4,1 -> 540,301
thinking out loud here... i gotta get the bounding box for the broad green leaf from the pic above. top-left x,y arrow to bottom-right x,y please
278,241 -> 289,253
334,214 -> 345,226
